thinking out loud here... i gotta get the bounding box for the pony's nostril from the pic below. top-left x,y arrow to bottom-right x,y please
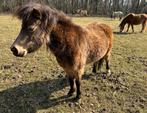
11,46 -> 18,56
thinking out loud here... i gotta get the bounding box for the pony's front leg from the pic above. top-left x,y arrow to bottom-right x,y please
75,77 -> 81,100
126,24 -> 130,32
67,76 -> 75,96
74,68 -> 84,100
131,24 -> 134,33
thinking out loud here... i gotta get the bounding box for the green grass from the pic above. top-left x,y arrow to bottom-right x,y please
0,15 -> 147,113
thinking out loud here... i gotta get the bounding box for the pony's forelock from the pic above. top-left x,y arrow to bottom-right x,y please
14,3 -> 37,21
14,2 -> 72,32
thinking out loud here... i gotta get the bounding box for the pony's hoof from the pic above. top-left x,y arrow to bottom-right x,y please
74,95 -> 81,102
67,90 -> 74,97
75,93 -> 81,100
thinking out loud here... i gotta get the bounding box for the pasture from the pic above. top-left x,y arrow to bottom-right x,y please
0,15 -> 147,113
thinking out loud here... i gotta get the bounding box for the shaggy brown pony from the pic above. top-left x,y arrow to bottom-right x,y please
119,13 -> 147,33
10,3 -> 113,100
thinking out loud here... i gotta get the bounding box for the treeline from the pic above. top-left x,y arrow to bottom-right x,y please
0,0 -> 146,16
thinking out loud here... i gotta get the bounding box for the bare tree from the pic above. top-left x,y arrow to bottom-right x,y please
0,0 -> 146,16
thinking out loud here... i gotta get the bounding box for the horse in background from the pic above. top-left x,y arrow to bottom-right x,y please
111,11 -> 123,20
119,13 -> 147,33
73,9 -> 88,17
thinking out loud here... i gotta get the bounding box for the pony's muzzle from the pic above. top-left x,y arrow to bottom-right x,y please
10,45 -> 27,57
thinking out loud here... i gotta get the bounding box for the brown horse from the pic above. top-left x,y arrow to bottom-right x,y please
10,3 -> 113,100
119,13 -> 147,33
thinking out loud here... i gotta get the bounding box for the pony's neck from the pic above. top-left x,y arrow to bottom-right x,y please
48,20 -> 72,56
120,16 -> 129,27
51,18 -> 73,37
120,19 -> 127,27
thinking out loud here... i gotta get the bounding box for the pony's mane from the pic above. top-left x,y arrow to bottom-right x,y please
14,2 -> 72,26
119,13 -> 134,27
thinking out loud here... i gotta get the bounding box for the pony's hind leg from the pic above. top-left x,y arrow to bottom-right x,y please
92,62 -> 97,73
98,58 -> 104,71
105,53 -> 111,76
92,58 -> 104,73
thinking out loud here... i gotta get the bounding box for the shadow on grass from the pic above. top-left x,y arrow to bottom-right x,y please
0,72 -> 105,113
113,31 -> 132,35
0,77 -> 74,113
113,31 -> 141,35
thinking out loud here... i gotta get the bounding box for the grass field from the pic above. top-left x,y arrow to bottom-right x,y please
0,15 -> 147,113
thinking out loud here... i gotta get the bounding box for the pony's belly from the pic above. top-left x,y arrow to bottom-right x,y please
86,50 -> 107,64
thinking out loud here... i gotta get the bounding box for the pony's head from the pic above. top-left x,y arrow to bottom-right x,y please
10,3 -> 58,57
119,24 -> 124,33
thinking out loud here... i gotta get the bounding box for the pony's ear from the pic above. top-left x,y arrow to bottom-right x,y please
31,8 -> 42,20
